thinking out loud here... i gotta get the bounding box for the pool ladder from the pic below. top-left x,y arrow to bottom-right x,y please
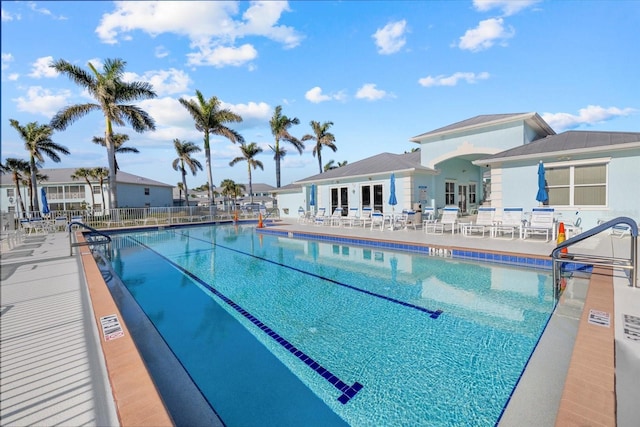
551,217 -> 638,297
68,221 -> 112,256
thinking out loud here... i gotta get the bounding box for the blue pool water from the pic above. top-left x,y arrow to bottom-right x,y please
103,224 -> 555,426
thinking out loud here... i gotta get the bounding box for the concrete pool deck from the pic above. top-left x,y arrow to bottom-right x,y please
1,221 -> 638,426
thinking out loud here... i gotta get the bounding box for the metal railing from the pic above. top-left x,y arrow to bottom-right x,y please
551,217 -> 638,295
68,221 -> 112,256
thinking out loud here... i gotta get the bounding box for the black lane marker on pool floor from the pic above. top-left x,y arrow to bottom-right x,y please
182,232 -> 443,319
128,236 -> 363,404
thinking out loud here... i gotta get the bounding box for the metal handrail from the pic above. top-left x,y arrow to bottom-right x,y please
68,221 -> 112,256
551,217 -> 638,295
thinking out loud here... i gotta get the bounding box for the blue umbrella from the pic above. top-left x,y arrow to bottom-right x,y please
309,184 -> 316,208
389,173 -> 397,209
536,161 -> 548,203
41,187 -> 50,215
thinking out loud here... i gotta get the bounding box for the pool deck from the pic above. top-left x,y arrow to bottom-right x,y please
1,221 -> 638,426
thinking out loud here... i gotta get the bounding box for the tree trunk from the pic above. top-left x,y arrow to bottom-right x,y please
204,131 -> 214,205
106,130 -> 118,209
29,158 -> 40,213
318,150 -> 323,174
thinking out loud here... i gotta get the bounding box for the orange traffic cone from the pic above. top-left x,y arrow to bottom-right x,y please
557,222 -> 567,253
258,213 -> 264,228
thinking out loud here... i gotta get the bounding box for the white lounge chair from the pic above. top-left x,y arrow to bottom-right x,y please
491,208 -> 524,239
54,216 -> 68,231
403,210 -> 418,230
313,208 -> 328,225
297,208 -> 306,224
329,207 -> 343,227
370,211 -> 386,231
462,207 -> 496,237
425,207 -> 459,234
341,207 -> 360,228
523,208 -> 555,241
360,207 -> 373,228
422,207 -> 436,230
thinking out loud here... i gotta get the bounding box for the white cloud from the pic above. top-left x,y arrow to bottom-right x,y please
8,73 -> 19,81
186,44 -> 258,67
373,20 -> 407,55
123,68 -> 192,96
418,71 -> 490,87
473,0 -> 540,17
224,101 -> 271,127
96,1 -> 301,68
542,105 -> 637,132
305,86 -> 345,103
28,56 -> 58,78
13,86 -> 71,117
2,8 -> 21,21
2,52 -> 14,70
155,45 -> 169,58
355,83 -> 392,101
28,1 -> 67,20
458,18 -> 514,52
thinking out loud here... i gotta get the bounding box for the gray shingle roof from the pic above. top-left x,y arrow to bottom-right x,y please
410,112 -> 555,141
295,150 -> 432,184
0,167 -> 173,187
478,130 -> 640,163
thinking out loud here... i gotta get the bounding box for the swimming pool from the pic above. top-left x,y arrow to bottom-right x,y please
101,224 -> 555,426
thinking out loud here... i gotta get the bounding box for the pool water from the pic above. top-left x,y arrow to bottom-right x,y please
104,224 -> 555,426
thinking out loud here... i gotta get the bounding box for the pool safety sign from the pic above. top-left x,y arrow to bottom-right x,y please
100,314 -> 124,341
587,309 -> 610,327
623,314 -> 640,342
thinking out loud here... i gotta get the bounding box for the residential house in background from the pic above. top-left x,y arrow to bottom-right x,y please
276,113 -> 640,230
0,168 -> 173,216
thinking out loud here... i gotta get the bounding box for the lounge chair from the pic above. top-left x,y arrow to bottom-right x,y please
425,206 -> 459,234
360,207 -> 373,228
491,208 -> 524,239
313,208 -> 328,225
329,207 -> 343,227
341,207 -> 360,228
522,207 -> 555,241
403,210 -> 418,230
370,211 -> 386,231
422,207 -> 436,230
462,207 -> 496,237
54,216 -> 68,231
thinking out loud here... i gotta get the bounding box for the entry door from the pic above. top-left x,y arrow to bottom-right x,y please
458,185 -> 467,213
331,187 -> 348,215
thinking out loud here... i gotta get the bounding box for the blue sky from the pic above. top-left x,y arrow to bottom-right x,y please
2,1 -> 638,189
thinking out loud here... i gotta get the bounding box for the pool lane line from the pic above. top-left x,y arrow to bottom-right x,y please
127,236 -> 363,405
179,231 -> 443,319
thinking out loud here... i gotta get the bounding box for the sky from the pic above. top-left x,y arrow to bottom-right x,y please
1,1 -> 639,189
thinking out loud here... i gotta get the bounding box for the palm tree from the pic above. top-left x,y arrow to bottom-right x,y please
302,120 -> 337,174
220,179 -> 245,210
172,139 -> 203,206
9,119 -> 70,212
229,142 -> 264,204
91,167 -> 109,210
1,158 -> 30,217
324,160 -> 348,171
50,58 -> 157,208
269,105 -> 303,188
177,182 -> 184,204
71,168 -> 96,209
179,90 -> 244,204
92,133 -> 139,172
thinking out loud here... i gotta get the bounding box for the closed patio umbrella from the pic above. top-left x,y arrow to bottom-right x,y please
536,161 -> 548,205
41,188 -> 50,215
310,184 -> 316,212
389,173 -> 397,211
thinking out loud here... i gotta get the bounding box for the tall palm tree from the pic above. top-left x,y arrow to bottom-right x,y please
179,90 -> 244,204
71,168 -> 96,209
269,105 -> 303,188
229,142 -> 264,204
220,179 -> 245,210
172,139 -> 203,206
9,119 -> 70,212
50,58 -> 157,208
91,167 -> 109,210
1,158 -> 30,217
92,133 -> 139,172
302,120 -> 337,174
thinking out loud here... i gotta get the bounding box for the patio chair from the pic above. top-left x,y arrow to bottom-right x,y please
329,207 -> 343,227
462,207 -> 496,237
422,207 -> 436,230
19,219 -> 34,235
313,208 -> 328,225
403,210 -> 418,230
360,207 -> 373,228
341,207 -> 360,228
297,208 -> 306,224
54,216 -> 68,231
522,208 -> 555,242
425,206 -> 459,234
491,208 -> 524,239
370,211 -> 386,231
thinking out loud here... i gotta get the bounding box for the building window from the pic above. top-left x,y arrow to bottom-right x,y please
546,163 -> 607,206
144,187 -> 150,195
468,183 -> 477,204
360,184 -> 383,211
445,182 -> 455,205
92,185 -> 101,194
6,188 -> 14,197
